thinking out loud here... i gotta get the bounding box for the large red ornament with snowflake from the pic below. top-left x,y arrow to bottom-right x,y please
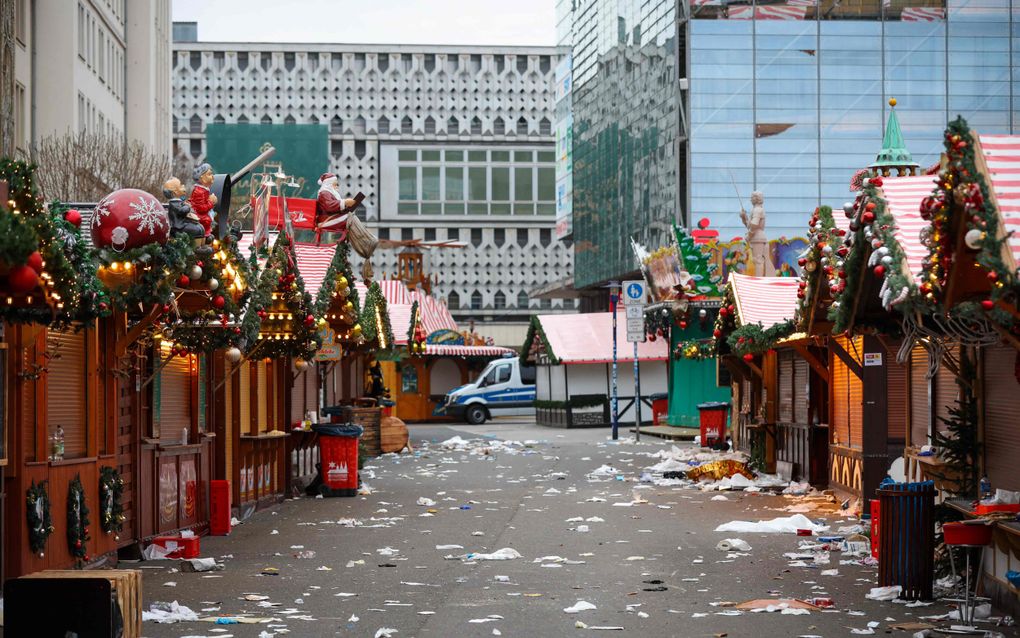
90,189 -> 170,250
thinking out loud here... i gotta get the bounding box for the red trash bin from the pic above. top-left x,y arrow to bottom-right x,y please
870,499 -> 880,559
209,479 -> 231,536
315,423 -> 362,497
650,393 -> 668,426
697,402 -> 729,447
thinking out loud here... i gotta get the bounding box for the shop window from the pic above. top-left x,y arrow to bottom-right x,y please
401,365 -> 419,393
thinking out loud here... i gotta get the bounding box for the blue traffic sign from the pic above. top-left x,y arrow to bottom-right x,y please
623,280 -> 646,305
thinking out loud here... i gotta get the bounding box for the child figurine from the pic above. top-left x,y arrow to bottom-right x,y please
188,163 -> 218,238
163,177 -> 206,245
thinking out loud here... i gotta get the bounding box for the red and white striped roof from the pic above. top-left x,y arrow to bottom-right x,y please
378,279 -> 412,305
409,288 -> 458,336
978,134 -> 1020,270
532,310 -> 669,365
877,174 -> 940,283
387,303 -> 413,346
292,242 -> 338,303
424,344 -> 515,357
729,273 -> 800,328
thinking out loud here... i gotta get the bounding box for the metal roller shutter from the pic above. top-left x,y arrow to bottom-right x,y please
291,368 -> 307,423
47,329 -> 86,459
832,335 -> 863,448
982,345 -> 1020,491
257,360 -> 268,432
847,337 -> 864,448
778,352 -> 793,422
910,345 -> 931,447
934,345 -> 960,435
793,357 -> 809,424
225,360 -> 234,482
885,339 -> 907,443
239,361 -> 251,434
159,349 -> 192,444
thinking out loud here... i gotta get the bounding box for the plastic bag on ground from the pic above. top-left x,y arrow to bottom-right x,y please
865,585 -> 902,601
714,514 -> 828,534
143,601 -> 199,623
466,548 -> 521,561
686,460 -> 755,482
563,601 -> 597,613
716,539 -> 752,552
142,543 -> 173,560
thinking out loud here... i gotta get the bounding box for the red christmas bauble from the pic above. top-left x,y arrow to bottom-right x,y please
90,189 -> 170,249
212,295 -> 225,309
862,212 -> 875,224
26,251 -> 44,274
679,321 -> 688,329
713,329 -> 722,338
742,353 -> 755,362
304,314 -> 315,327
988,271 -> 999,281
648,333 -> 657,342
177,275 -> 190,287
64,209 -> 82,227
798,258 -> 807,267
7,264 -> 38,294
982,299 -> 995,310
873,265 -> 886,277
99,302 -> 108,311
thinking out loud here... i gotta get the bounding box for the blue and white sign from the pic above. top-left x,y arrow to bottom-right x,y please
623,280 -> 646,305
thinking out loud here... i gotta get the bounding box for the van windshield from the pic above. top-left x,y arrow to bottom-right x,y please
475,366 -> 495,386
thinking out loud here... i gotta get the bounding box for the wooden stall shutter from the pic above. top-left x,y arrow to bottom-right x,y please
909,345 -> 931,447
290,369 -> 305,423
982,345 -> 1020,491
847,337 -> 864,448
159,350 -> 191,443
225,360 -> 234,483
22,339 -> 37,461
306,364 -> 317,416
257,360 -> 268,432
197,355 -> 207,433
831,335 -> 863,448
885,340 -> 907,444
934,345 -> 960,435
47,329 -> 86,459
239,361 -> 251,434
778,352 -> 794,422
793,357 -> 809,424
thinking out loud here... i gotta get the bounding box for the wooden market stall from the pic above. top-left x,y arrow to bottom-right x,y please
523,310 -> 669,427
713,274 -> 800,472
915,118 -> 1020,615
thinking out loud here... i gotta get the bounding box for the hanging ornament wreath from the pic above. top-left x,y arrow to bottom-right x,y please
99,466 -> 125,538
26,480 -> 54,557
67,474 -> 91,566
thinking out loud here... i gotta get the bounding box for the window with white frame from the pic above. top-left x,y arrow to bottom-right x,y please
395,146 -> 556,216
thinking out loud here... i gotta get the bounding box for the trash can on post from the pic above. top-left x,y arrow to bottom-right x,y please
697,402 -> 729,447
877,480 -> 935,601
649,393 -> 668,426
313,422 -> 364,497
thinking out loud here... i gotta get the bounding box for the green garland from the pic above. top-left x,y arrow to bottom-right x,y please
97,233 -> 194,313
0,159 -> 108,325
99,467 -> 125,537
828,176 -> 921,333
67,474 -> 91,566
920,117 -> 1018,328
314,242 -> 360,318
725,320 -> 796,356
521,314 -> 560,364
26,480 -> 54,557
241,234 -> 322,360
160,234 -> 253,352
674,338 -> 716,360
712,286 -> 738,355
794,205 -> 844,332
359,281 -> 394,351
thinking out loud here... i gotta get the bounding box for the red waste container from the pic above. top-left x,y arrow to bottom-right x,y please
209,479 -> 231,536
870,499 -> 880,559
314,423 -> 363,497
650,393 -> 668,426
697,402 -> 729,447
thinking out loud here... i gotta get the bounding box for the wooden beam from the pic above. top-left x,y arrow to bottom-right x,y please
114,309 -> 159,357
990,321 -> 1020,353
745,359 -> 763,379
829,336 -> 863,379
792,343 -> 830,383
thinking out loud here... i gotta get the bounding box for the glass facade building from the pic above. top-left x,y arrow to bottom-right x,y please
564,0 -> 1020,289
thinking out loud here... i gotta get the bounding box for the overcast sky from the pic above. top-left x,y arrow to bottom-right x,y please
172,0 -> 557,46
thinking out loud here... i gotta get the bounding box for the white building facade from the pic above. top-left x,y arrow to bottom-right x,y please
171,29 -> 574,341
12,0 -> 172,156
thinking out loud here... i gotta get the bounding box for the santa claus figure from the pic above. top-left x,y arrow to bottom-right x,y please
315,173 -> 356,238
188,163 -> 218,238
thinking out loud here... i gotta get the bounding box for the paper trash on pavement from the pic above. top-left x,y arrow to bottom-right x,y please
715,514 -> 828,534
563,601 -> 597,613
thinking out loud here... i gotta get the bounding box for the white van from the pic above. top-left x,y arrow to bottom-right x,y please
439,356 -> 536,424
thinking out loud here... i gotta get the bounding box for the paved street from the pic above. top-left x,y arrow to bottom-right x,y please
139,418 -> 1018,637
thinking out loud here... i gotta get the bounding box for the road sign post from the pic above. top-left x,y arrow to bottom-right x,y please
609,282 -> 621,441
623,281 -> 646,441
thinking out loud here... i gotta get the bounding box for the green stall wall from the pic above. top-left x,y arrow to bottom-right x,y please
666,319 -> 730,427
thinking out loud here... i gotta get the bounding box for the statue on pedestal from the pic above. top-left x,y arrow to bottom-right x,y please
740,191 -> 773,276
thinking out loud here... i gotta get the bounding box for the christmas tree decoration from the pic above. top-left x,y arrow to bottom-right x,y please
359,281 -> 395,351
90,188 -> 170,250
99,467 -> 125,537
26,480 -> 54,557
67,474 -> 91,566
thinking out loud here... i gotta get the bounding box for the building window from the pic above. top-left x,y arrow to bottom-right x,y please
517,229 -> 529,247
448,291 -> 460,309
539,118 -> 552,136
517,291 -> 529,308
377,54 -> 389,72
238,51 -> 249,70
494,228 -> 505,247
260,115 -> 271,124
284,52 -> 295,71
493,118 -> 506,135
424,116 -> 436,134
355,140 -> 366,159
471,291 -> 483,310
331,115 -> 343,134
540,298 -> 552,310
401,228 -> 413,241
471,117 -> 482,135
424,227 -> 435,241
494,291 -> 506,310
517,117 -> 529,135
190,139 -> 202,158
15,83 -> 25,153
378,116 -> 390,134
471,228 -> 482,247
447,117 -> 459,135
401,116 -> 413,134
540,228 -> 551,247
330,139 -> 342,157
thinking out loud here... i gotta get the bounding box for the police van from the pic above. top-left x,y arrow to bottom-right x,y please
439,356 -> 536,424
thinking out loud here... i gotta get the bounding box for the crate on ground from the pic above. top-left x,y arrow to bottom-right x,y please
19,569 -> 142,638
150,535 -> 200,559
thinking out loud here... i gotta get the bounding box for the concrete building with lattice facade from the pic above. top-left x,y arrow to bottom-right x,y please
171,25 -> 574,343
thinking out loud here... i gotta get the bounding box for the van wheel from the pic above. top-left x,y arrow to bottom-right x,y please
465,405 -> 487,425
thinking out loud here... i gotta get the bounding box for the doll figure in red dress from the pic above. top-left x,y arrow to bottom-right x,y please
188,163 -> 218,238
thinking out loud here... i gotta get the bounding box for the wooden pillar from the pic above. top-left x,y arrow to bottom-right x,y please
861,334 -> 888,510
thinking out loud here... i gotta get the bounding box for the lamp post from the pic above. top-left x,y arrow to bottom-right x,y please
609,281 -> 621,440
